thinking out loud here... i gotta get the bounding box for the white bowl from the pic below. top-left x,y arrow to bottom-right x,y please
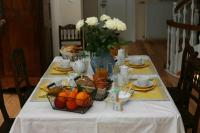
119,91 -> 131,103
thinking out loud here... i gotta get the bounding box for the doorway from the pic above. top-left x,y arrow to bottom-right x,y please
83,0 -> 135,42
98,0 -> 135,42
135,0 -> 146,41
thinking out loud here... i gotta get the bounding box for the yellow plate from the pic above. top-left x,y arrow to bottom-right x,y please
133,81 -> 156,92
53,64 -> 73,72
125,61 -> 149,69
133,85 -> 155,92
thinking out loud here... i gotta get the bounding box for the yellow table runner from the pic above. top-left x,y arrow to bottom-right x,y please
125,78 -> 168,101
126,60 -> 157,75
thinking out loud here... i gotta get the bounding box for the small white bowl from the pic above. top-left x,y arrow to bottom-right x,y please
119,91 -> 131,103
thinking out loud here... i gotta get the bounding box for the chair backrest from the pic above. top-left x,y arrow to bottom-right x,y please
0,80 -> 10,122
59,24 -> 83,49
11,48 -> 30,107
177,44 -> 196,90
182,55 -> 200,133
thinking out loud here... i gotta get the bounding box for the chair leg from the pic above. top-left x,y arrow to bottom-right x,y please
15,87 -> 24,108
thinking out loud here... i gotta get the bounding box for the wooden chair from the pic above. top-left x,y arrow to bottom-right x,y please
178,56 -> 200,133
59,24 -> 83,49
167,44 -> 197,108
0,80 -> 14,132
11,48 -> 34,107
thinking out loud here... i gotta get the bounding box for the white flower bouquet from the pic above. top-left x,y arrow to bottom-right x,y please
76,14 -> 127,54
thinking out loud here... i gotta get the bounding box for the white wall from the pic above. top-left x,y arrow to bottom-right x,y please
50,0 -> 82,56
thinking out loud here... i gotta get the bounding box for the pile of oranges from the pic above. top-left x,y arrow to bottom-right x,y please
54,88 -> 91,110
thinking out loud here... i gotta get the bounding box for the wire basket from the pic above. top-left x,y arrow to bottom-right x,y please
75,77 -> 112,101
47,95 -> 93,114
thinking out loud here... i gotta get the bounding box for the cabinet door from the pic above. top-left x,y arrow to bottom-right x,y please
1,0 -> 42,78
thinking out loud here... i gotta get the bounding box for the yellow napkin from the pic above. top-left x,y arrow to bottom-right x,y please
31,82 -> 49,102
31,80 -> 70,102
124,79 -> 168,101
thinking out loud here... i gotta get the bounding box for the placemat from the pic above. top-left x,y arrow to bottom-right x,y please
125,78 -> 169,101
127,60 -> 157,75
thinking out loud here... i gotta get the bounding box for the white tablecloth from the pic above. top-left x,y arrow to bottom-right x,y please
10,56 -> 185,133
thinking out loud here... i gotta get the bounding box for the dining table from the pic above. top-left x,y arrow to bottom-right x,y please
9,55 -> 185,133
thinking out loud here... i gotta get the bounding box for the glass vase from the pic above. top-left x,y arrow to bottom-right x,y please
91,52 -> 115,76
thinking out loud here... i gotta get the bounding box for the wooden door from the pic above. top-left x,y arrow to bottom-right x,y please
0,0 -> 44,87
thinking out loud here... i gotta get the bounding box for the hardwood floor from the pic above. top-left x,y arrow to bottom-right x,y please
1,40 -> 199,132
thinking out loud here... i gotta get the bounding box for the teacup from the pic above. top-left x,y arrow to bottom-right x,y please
58,59 -> 70,68
128,57 -> 144,65
136,77 -> 150,87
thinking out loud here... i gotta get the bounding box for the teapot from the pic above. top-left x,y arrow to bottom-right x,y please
72,59 -> 86,74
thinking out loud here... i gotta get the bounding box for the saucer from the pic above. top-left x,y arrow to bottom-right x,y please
132,80 -> 155,91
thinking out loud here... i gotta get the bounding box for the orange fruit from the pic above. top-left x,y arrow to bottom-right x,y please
76,92 -> 91,107
72,87 -> 78,94
54,96 -> 66,109
66,89 -> 78,110
58,90 -> 70,99
68,90 -> 77,99
66,99 -> 77,110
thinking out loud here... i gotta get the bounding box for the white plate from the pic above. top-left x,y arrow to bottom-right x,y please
133,80 -> 153,89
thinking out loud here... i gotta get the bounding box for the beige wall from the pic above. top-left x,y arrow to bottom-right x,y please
50,0 -> 82,56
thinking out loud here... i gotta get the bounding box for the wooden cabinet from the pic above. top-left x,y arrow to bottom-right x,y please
0,0 -> 53,88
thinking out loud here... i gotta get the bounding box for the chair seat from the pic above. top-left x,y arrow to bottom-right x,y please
0,118 -> 15,133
